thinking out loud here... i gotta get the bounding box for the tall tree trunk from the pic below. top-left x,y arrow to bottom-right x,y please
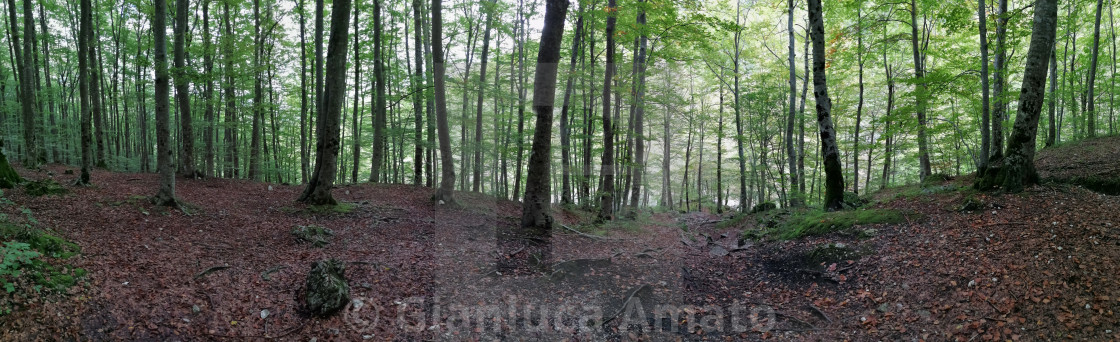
412,0 -> 425,185
785,0 -> 800,207
1046,41 -> 1058,147
175,0 -> 196,177
978,0 -> 992,163
1088,0 -> 1105,138
248,0 -> 264,180
991,0 -> 1008,161
90,5 -> 106,169
299,0 -> 309,182
78,0 -> 93,184
370,0 -> 388,183
509,0 -> 567,272
432,0 -> 456,204
558,12 -> 583,205
38,3 -> 58,164
513,0 -> 527,201
733,2 -> 747,212
222,0 -> 237,177
299,0 -> 351,204
910,0 -> 931,179
351,7 -> 361,183
203,0 -> 216,177
808,0 -> 845,211
976,0 -> 1058,193
853,5 -> 863,194
19,0 -> 39,167
628,3 -> 648,212
152,0 -> 177,206
472,0 -> 495,193
596,0 -> 618,221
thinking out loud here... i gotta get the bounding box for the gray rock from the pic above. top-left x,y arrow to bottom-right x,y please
709,246 -> 729,257
305,259 -> 350,317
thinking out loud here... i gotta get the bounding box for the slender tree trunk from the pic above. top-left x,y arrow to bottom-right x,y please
910,0 -> 931,179
370,0 -> 388,183
597,0 -> 618,221
248,0 -> 265,180
512,0 -> 528,201
808,0 -> 845,211
78,0 -> 93,184
432,0 -> 456,204
152,0 -> 177,206
558,12 -> 583,205
992,0 -> 1008,161
733,2 -> 747,212
412,0 -> 425,185
1088,0 -> 1105,137
979,0 -> 992,162
222,1 -> 237,177
1046,42 -> 1058,147
785,0 -> 800,207
38,3 -> 58,164
853,5 -> 863,194
472,0 -> 494,192
174,0 -> 196,177
17,0 -> 40,167
90,6 -> 106,169
628,3 -> 648,212
350,7 -> 361,184
203,0 -> 216,177
977,0 -> 1058,193
300,0 -> 352,204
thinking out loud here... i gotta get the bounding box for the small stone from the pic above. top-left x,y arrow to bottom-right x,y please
1085,304 -> 1091,310
192,305 -> 200,313
709,246 -> 729,257
967,280 -> 976,287
877,303 -> 892,313
260,309 -> 269,319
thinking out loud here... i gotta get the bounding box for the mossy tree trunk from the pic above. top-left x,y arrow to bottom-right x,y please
0,149 -> 20,188
976,0 -> 1058,193
808,0 -> 846,211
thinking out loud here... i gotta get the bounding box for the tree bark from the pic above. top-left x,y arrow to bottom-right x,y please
78,0 -> 93,185
910,0 -> 931,179
991,0 -> 1007,161
175,0 -> 197,178
370,0 -> 388,183
300,0 -> 352,205
628,2 -> 648,212
785,0 -> 800,207
222,0 -> 238,178
976,0 -> 1058,193
18,0 -> 40,167
596,0 -> 618,221
472,0 -> 495,193
853,5 -> 863,194
1046,41 -> 1058,147
412,0 -> 425,185
509,0 -> 568,273
978,0 -> 992,163
248,0 -> 265,180
152,0 -> 177,206
1087,0 -> 1105,137
203,0 -> 216,177
432,0 -> 456,204
558,12 -> 583,205
808,0 -> 845,211
351,7 -> 361,183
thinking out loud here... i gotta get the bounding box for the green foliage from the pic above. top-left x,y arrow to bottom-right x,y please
23,179 -> 69,197
0,242 -> 40,294
766,208 -> 917,240
750,201 -> 776,213
292,225 -> 334,248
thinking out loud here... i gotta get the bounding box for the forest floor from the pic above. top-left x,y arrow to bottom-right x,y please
0,138 -> 1118,341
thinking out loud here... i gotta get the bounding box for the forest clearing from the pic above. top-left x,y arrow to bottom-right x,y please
1,0 -> 1119,339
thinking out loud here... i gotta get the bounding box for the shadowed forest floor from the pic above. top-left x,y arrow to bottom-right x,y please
0,138 -> 1118,341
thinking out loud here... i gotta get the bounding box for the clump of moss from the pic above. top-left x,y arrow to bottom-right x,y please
922,173 -> 954,186
842,192 -> 869,209
292,225 -> 334,248
308,202 -> 356,214
23,179 -> 68,197
1067,176 -> 1120,196
774,208 -> 917,240
956,194 -> 985,212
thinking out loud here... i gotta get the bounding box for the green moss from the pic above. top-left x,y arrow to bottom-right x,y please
750,202 -> 777,214
23,179 -> 68,197
1067,176 -> 1120,195
292,225 -> 334,247
773,208 -> 917,240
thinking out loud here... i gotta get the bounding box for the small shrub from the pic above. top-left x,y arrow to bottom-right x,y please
0,242 -> 40,294
292,225 -> 334,247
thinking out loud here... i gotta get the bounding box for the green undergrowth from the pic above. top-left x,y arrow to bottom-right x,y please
743,208 -> 920,241
0,195 -> 86,316
23,179 -> 68,197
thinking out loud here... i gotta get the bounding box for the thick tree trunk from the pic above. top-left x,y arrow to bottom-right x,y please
507,0 -> 567,273
808,0 -> 845,211
300,0 -> 352,205
19,0 -> 40,167
431,0 -> 456,204
152,0 -> 177,206
596,0 -> 618,221
248,0 -> 264,181
174,0 -> 196,178
976,0 -> 1058,193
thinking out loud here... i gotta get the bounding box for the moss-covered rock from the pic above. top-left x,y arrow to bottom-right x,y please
23,179 -> 68,196
0,151 -> 20,189
291,225 -> 333,248
774,208 -> 918,240
750,202 -> 777,214
304,259 -> 350,317
842,192 -> 868,209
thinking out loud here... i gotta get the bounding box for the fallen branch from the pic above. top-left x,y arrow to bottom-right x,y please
602,284 -> 651,326
260,265 -> 288,281
193,265 -> 232,281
